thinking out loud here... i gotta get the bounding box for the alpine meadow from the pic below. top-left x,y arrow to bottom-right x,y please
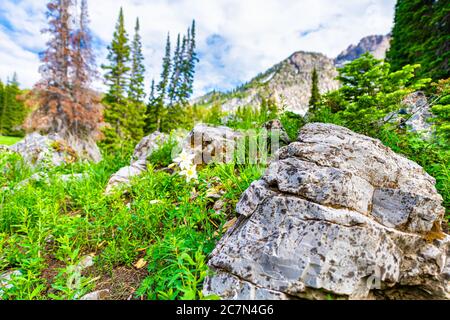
0,0 -> 449,303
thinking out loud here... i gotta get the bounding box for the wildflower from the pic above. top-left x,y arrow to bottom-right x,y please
179,165 -> 198,183
173,150 -> 195,170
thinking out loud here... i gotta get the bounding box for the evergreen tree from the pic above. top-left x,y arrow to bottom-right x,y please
39,0 -> 73,90
129,18 -> 146,104
70,0 -> 96,95
425,0 -> 450,80
0,74 -> 26,136
6,74 -> 26,136
309,67 -> 320,107
153,34 -> 171,132
30,0 -> 102,139
387,0 -> 449,80
0,79 -> 5,135
179,20 -> 198,104
149,79 -> 156,105
126,17 -> 146,140
102,7 -> 131,104
431,78 -> 450,143
157,34 -> 172,103
102,8 -> 144,143
145,79 -> 158,133
168,34 -> 182,106
315,53 -> 430,134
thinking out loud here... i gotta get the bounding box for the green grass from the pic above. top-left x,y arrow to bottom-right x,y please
0,102 -> 448,300
0,145 -> 265,300
0,136 -> 22,146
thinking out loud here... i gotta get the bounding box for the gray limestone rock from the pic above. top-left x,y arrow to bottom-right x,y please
204,123 -> 449,300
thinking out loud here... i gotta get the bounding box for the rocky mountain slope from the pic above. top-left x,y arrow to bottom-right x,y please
334,34 -> 391,67
195,34 -> 391,116
196,52 -> 339,116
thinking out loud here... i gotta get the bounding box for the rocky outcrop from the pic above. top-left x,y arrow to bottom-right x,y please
131,131 -> 169,163
64,134 -> 102,164
106,160 -> 148,194
335,34 -> 391,67
385,92 -> 434,138
105,132 -> 168,193
9,133 -> 77,167
106,125 -> 244,192
9,132 -> 101,167
203,123 -> 449,300
183,124 -> 243,165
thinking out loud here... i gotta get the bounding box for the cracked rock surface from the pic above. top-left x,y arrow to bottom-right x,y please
203,123 -> 449,300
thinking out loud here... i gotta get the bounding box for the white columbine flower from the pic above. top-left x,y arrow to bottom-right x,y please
180,165 -> 198,183
173,150 -> 195,170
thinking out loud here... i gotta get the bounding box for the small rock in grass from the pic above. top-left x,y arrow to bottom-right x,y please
80,289 -> 110,301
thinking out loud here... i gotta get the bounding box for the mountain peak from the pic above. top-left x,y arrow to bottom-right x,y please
334,34 -> 391,67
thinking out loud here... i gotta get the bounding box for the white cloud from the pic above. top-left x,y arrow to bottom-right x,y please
0,0 -> 396,96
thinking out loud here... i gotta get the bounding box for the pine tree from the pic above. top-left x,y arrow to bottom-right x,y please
71,0 -> 96,95
0,74 -> 26,136
39,0 -> 73,90
168,34 -> 182,106
126,17 -> 146,140
29,0 -> 102,139
387,0 -> 448,80
145,79 -> 158,133
102,7 -> 131,104
153,34 -> 171,132
6,74 -> 26,136
102,8 -> 141,143
129,18 -> 146,104
309,67 -> 320,107
424,0 -> 450,80
179,20 -> 198,104
0,79 -> 5,135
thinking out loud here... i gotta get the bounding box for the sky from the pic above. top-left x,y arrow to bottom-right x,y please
0,0 -> 396,97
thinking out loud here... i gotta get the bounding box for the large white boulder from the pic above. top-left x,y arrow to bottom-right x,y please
203,123 -> 449,300
9,132 -> 101,167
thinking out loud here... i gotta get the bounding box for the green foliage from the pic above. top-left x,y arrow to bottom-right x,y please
203,102 -> 224,126
309,67 -> 320,107
280,111 -> 304,140
226,98 -> 279,131
308,53 -> 449,219
0,150 -> 31,187
102,8 -> 145,148
146,21 -> 198,134
0,139 -> 265,300
430,78 -> 450,143
134,163 -> 264,300
0,75 -> 27,137
0,136 -> 21,146
314,53 -> 430,135
147,136 -> 179,168
129,18 -> 146,104
387,0 -> 449,80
